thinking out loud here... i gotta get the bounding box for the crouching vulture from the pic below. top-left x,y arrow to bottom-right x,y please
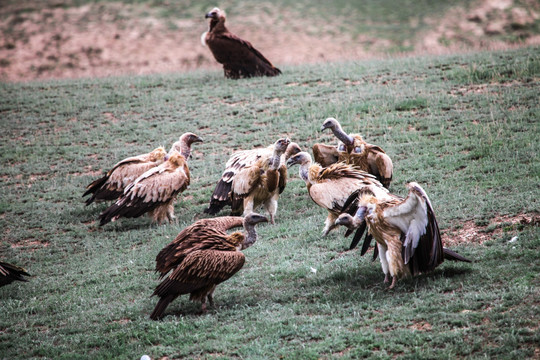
205,139 -> 301,221
203,7 -> 281,79
286,151 -> 392,237
0,261 -> 31,287
312,117 -> 393,189
334,182 -> 471,289
150,213 -> 268,319
98,133 -> 202,226
83,147 -> 167,205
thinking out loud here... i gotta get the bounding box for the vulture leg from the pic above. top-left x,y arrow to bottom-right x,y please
264,197 -> 278,225
322,213 -> 338,237
378,243 -> 390,284
389,276 -> 397,289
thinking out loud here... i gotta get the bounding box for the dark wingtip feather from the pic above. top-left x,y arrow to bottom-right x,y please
443,248 -> 472,263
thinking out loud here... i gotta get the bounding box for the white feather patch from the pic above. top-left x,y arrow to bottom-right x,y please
201,32 -> 207,46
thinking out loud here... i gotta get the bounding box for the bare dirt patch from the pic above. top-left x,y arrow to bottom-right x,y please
443,212 -> 540,246
0,0 -> 538,82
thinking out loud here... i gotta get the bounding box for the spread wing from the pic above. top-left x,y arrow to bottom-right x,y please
312,143 -> 339,168
99,160 -> 190,225
383,182 -> 443,272
0,261 -> 31,287
207,32 -> 281,78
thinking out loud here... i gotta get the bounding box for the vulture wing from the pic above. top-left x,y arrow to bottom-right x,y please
278,164 -> 288,194
99,160 -> 190,225
230,165 -> 263,214
383,183 -> 444,274
366,145 -> 393,189
155,217 -> 244,276
207,33 -> 281,78
0,261 -> 31,287
312,143 -> 339,167
169,250 -> 245,285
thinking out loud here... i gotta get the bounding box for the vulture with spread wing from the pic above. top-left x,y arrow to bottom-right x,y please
286,151 -> 392,236
203,7 -> 281,79
150,213 -> 268,319
83,147 -> 167,205
98,133 -> 202,226
205,140 -> 301,220
335,182 -> 471,288
312,118 -> 393,188
0,261 -> 31,287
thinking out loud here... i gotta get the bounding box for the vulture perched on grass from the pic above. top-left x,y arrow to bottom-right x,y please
98,133 -> 202,226
0,261 -> 31,287
205,140 -> 301,219
150,213 -> 268,319
334,182 -> 471,289
286,151 -> 391,237
202,7 -> 281,79
83,147 -> 167,205
313,117 -> 393,189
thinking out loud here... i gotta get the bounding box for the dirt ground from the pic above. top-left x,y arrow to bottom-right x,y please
0,0 -> 538,82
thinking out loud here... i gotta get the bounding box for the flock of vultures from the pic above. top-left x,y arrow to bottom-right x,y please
2,7 -> 471,320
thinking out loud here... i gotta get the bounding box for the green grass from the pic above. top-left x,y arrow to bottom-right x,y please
1,46 -> 539,359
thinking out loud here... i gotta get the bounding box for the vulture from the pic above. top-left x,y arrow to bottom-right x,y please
228,138 -> 292,224
82,147 -> 167,205
334,182 -> 471,289
0,261 -> 31,287
150,213 -> 268,319
202,7 -> 281,79
312,117 -> 394,188
98,133 -> 203,226
205,140 -> 301,218
286,151 -> 392,236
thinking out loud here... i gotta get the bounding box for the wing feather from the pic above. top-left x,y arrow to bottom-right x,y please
170,250 -> 245,284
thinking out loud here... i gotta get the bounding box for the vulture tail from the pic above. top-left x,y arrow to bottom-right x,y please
443,248 -> 472,263
204,180 -> 232,215
149,295 -> 175,320
82,175 -> 108,204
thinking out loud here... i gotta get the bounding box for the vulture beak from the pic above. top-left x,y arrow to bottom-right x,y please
205,12 -> 213,18
194,135 -> 204,143
286,157 -> 296,168
246,213 -> 269,224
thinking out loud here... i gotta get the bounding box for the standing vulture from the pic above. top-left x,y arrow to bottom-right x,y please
334,182 -> 471,288
0,261 -> 31,287
150,213 -> 268,319
98,133 -> 202,226
82,147 -> 167,205
202,7 -> 281,79
312,118 -> 393,188
286,151 -> 392,236
228,138 -> 292,224
205,140 -> 301,217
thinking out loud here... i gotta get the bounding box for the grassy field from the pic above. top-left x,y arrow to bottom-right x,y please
1,46 -> 539,359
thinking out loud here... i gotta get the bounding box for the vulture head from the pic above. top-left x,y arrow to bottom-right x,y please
240,213 -> 268,250
149,147 -> 167,162
284,142 -> 302,161
320,117 -> 354,146
243,212 -> 269,226
167,132 -> 203,160
205,7 -> 226,23
286,151 -> 312,168
334,206 -> 368,231
274,138 -> 291,155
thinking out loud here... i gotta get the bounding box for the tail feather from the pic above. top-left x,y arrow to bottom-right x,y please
443,248 -> 472,263
149,295 -> 175,320
204,180 -> 232,215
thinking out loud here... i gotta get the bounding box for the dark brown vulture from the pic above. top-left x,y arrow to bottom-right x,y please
312,117 -> 394,188
334,182 -> 471,288
0,261 -> 31,287
83,147 -> 167,205
205,140 -> 301,217
150,213 -> 268,319
203,7 -> 281,79
286,151 -> 392,236
98,133 -> 202,226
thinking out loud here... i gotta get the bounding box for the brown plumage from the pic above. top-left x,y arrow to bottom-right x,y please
150,213 -> 268,320
286,151 -> 392,236
205,140 -> 301,220
98,133 -> 202,226
0,261 -> 31,287
203,7 -> 281,79
82,147 -> 167,205
335,182 -> 471,289
313,118 -> 393,188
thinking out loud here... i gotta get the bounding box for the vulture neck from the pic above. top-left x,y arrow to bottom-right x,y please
242,223 -> 258,250
269,151 -> 282,170
178,139 -> 193,160
209,18 -> 227,34
299,161 -> 313,184
331,125 -> 354,146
